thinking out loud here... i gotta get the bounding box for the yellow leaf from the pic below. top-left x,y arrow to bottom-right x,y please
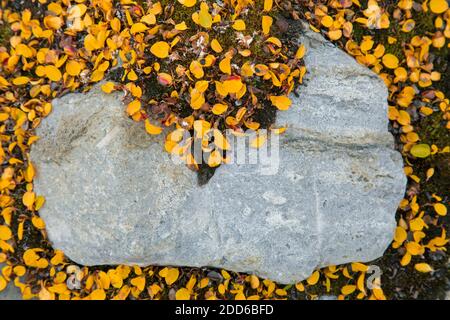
351,262 -> 369,272
262,16 -> 273,35
0,225 -> 12,241
266,37 -> 282,47
178,0 -> 197,8
321,15 -> 334,28
150,41 -> 170,59
372,287 -> 386,300
145,119 -> 163,135
23,191 -> 35,210
127,70 -> 138,81
23,249 -> 48,268
195,80 -> 209,93
13,77 -> 30,86
235,292 -> 246,300
429,0 -> 449,14
275,289 -> 287,296
110,17 -> 121,32
211,39 -> 223,53
91,70 -> 105,82
264,0 -> 273,11
270,95 -> 292,110
219,57 -> 232,75
410,144 -> 431,158
16,43 -> 33,57
394,226 -> 407,244
250,134 -> 267,149
126,100 -> 141,116
157,73 -> 173,86
38,286 -> 54,300
401,252 -> 411,266
175,21 -> 188,31
190,61 -> 204,79
50,250 -> 65,265
212,103 -> 228,115
164,268 -> 179,285
101,82 -> 115,94
148,284 -> 161,298
0,275 -> 6,292
18,221 -> 24,241
341,285 -> 356,295
198,3 -> 213,29
295,44 -> 306,60
215,81 -> 228,96
31,216 -> 46,230
186,275 -> 196,291
176,288 -> 191,300
0,76 -> 9,87
66,60 -> 82,76
426,168 -> 435,180
414,263 -> 433,273
13,265 -> 26,277
213,129 -> 230,150
195,121 -> 211,139
357,273 -> 366,294
434,203 -> 447,216
84,34 -> 98,51
199,278 -> 209,288
223,77 -> 243,94
405,241 -> 424,255
328,29 -> 342,40
232,20 -> 246,31
208,150 -> 222,167
44,16 -> 63,30
108,271 -> 123,288
22,162 -> 35,183
90,289 -> 106,300
295,282 -> 305,292
306,271 -> 320,285
241,62 -> 254,77
35,196 -> 46,211
190,89 -> 205,110
397,110 -> 411,125
45,65 -> 62,82
382,54 -> 399,69
250,275 -> 260,289
130,22 -> 148,34
130,276 -> 146,291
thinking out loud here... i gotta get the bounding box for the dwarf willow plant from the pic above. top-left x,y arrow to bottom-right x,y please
97,0 -> 307,169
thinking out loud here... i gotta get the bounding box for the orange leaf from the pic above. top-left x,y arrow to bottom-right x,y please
150,41 -> 170,59
270,95 -> 292,110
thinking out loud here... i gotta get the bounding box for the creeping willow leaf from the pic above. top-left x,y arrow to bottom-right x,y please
410,144 -> 431,158
150,41 -> 170,59
270,95 -> 292,110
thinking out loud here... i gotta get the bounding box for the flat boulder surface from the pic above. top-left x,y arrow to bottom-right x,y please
31,25 -> 406,284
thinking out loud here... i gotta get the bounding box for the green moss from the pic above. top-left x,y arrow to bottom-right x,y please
416,112 -> 450,193
0,23 -> 12,47
419,111 -> 450,148
351,5 -> 446,62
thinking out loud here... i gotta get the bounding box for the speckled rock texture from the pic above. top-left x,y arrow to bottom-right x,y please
31,24 -> 406,283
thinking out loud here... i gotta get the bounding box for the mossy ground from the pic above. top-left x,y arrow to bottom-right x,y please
1,0 -> 448,300
352,6 -> 450,299
0,23 -> 11,47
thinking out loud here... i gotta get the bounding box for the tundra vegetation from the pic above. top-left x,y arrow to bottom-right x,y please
0,0 -> 448,300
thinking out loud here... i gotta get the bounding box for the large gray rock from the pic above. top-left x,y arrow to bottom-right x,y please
31,24 -> 406,283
